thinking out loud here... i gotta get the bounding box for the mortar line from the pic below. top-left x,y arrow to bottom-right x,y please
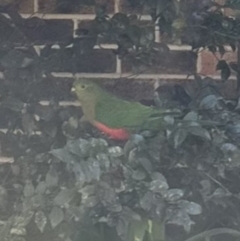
116,56 -> 122,74
33,0 -> 38,13
73,19 -> 78,38
114,0 -> 120,13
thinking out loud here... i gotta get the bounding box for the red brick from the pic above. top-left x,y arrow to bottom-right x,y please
27,77 -> 155,102
23,18 -> 73,44
199,50 -> 237,75
18,0 -> 34,13
41,48 -> 116,73
122,51 -> 197,74
98,78 -> 156,101
38,0 -> 114,14
119,0 -> 149,14
38,0 -> 56,13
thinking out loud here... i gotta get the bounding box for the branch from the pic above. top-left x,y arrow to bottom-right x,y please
184,228 -> 240,241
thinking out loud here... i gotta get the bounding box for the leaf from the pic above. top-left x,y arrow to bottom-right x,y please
208,45 -> 217,53
172,17 -> 186,30
89,138 -> 108,154
49,206 -> 64,229
73,159 -> 101,182
152,42 -> 170,53
177,200 -> 202,215
165,189 -> 184,202
121,207 -> 141,222
132,169 -> 147,180
34,210 -> 47,233
13,210 -> 34,228
1,49 -> 34,68
23,180 -> 35,198
138,157 -> 152,173
127,220 -> 148,241
21,113 -> 36,135
96,153 -> 110,169
140,27 -> 154,46
187,126 -> 211,140
10,227 -> 27,236
183,111 -> 198,121
216,60 -> 231,81
49,148 -> 76,163
211,188 -> 228,198
221,65 -> 231,81
151,172 -> 168,183
150,220 -> 166,241
80,185 -> 96,198
127,25 -> 142,46
111,13 -> 129,30
66,139 -> 86,157
199,95 -> 222,110
1,97 -> 25,112
173,128 -> 188,148
229,43 -> 236,52
45,167 -> 59,188
229,62 -> 238,73
54,188 -> 77,207
166,208 -> 194,232
108,146 -> 124,157
97,182 -> 119,208
82,195 -> 99,208
116,218 -> 129,240
221,143 -> 238,153
35,181 -> 47,195
140,191 -> 154,211
149,179 -> 169,194
218,45 -> 225,57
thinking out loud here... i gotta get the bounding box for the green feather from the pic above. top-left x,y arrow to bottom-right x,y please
95,96 -> 171,130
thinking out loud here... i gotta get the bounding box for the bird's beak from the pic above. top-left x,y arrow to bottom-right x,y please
71,87 -> 76,93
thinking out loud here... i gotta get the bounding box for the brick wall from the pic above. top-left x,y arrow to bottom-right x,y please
0,0 -> 238,162
1,0 -> 239,102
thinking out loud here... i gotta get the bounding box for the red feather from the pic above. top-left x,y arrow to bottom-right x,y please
94,121 -> 130,140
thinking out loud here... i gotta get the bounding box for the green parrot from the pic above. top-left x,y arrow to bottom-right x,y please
71,79 -> 181,141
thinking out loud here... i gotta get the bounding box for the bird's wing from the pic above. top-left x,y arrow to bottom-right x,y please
95,97 -> 154,129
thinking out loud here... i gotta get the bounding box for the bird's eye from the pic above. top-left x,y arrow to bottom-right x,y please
81,85 -> 86,89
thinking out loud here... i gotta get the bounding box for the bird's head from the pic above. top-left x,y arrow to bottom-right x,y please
71,79 -> 102,102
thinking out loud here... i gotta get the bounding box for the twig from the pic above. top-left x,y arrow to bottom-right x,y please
184,228 -> 240,241
203,172 -> 231,194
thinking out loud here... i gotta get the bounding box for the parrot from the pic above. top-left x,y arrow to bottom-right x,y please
71,79 -> 182,141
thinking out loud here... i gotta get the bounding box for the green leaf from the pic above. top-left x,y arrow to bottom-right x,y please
111,13 -> 129,30
218,45 -> 225,57
54,188 -> 77,207
187,126 -> 211,140
221,66 -> 231,81
208,45 -> 217,53
173,128 -> 188,148
229,43 -> 236,52
177,200 -> 202,215
127,219 -> 149,241
229,62 -> 238,72
23,181 -> 35,198
216,60 -> 231,81
49,206 -> 64,229
34,210 -> 47,233
45,167 -> 59,188
225,0 -> 240,10
49,148 -> 76,163
165,189 -> 184,202
172,17 -> 186,30
149,220 -> 166,241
